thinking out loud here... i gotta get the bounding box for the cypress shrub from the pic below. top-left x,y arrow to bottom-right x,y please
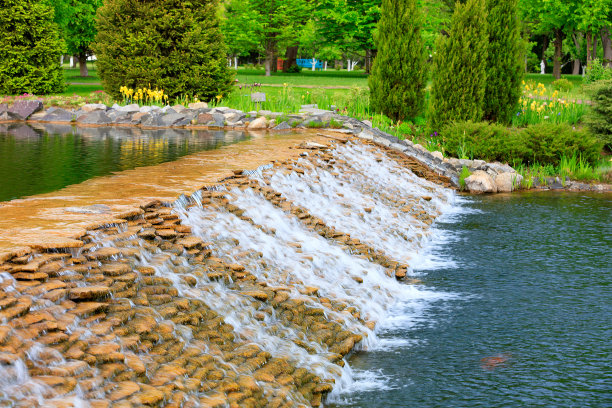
369,0 -> 427,121
483,0 -> 523,124
429,0 -> 489,130
94,0 -> 234,101
0,0 -> 65,95
585,80 -> 612,150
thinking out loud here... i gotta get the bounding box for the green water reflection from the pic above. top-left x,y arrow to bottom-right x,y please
0,123 -> 249,202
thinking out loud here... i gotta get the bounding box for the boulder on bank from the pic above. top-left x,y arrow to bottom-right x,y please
248,116 -> 267,129
465,170 -> 497,193
494,172 -> 523,193
8,100 -> 43,120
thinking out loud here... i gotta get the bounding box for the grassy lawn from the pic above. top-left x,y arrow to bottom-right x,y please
236,68 -> 369,88
62,62 -> 100,83
524,73 -> 589,100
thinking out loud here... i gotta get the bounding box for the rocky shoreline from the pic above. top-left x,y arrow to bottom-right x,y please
2,99 -> 609,194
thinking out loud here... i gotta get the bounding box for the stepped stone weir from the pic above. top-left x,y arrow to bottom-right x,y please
0,136 -> 455,407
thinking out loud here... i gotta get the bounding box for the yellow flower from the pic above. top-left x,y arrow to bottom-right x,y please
216,95 -> 223,100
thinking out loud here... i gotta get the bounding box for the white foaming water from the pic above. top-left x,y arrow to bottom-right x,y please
172,142 -> 463,399
262,143 -> 456,266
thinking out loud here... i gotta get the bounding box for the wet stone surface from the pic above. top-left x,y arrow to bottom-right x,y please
0,138 -> 453,407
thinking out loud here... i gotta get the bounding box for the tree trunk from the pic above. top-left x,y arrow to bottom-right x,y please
78,54 -> 89,77
264,40 -> 276,77
283,46 -> 298,72
592,34 -> 597,61
602,27 -> 612,67
71,55 -> 77,68
365,49 -> 372,74
271,49 -> 278,73
572,33 -> 582,75
586,31 -> 593,66
553,29 -> 563,79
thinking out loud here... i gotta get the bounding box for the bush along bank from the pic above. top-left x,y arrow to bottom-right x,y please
0,100 -> 609,194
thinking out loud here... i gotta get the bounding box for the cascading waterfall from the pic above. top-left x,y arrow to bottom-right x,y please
0,138 -> 458,407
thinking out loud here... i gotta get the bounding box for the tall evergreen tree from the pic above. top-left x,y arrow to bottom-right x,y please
0,0 -> 65,95
94,0 -> 234,101
369,0 -> 427,121
429,0 -> 488,130
483,0 -> 523,123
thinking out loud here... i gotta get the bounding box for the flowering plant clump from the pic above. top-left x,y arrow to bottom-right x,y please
119,86 -> 168,106
512,81 -> 585,126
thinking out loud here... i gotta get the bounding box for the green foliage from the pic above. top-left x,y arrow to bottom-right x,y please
94,0 -> 234,101
440,121 -> 522,162
552,78 -> 573,92
48,0 -> 102,58
221,0 -> 261,57
483,0 -> 523,124
429,0 -> 489,130
584,79 -> 612,149
584,59 -> 612,84
0,0 -> 65,94
440,121 -> 602,165
369,0 -> 426,121
459,166 -> 472,190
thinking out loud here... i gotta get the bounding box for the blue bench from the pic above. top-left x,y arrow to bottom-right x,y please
296,59 -> 323,69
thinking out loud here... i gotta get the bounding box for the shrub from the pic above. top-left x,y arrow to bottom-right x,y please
285,64 -> 302,73
439,121 -> 525,162
483,0 -> 523,124
429,0 -> 489,129
584,80 -> 612,150
94,0 -> 234,101
552,78 -> 573,92
369,0 -> 427,121
440,121 -> 602,165
584,59 -> 612,84
0,0 -> 65,94
520,123 -> 602,165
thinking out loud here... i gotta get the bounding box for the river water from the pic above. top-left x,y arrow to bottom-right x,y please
334,191 -> 611,407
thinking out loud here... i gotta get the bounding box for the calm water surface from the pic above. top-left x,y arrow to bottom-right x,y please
336,192 -> 611,407
0,124 -> 249,201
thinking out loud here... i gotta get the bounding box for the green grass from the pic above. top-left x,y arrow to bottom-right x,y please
524,73 -> 589,100
61,84 -> 104,96
514,154 -> 612,187
235,68 -> 369,88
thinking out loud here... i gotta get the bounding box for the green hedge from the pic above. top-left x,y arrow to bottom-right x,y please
440,121 -> 602,165
0,0 -> 65,95
585,80 -> 612,150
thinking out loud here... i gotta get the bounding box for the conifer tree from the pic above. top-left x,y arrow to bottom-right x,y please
94,0 -> 234,101
483,0 -> 523,124
0,0 -> 65,94
429,0 -> 488,130
369,0 -> 427,121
